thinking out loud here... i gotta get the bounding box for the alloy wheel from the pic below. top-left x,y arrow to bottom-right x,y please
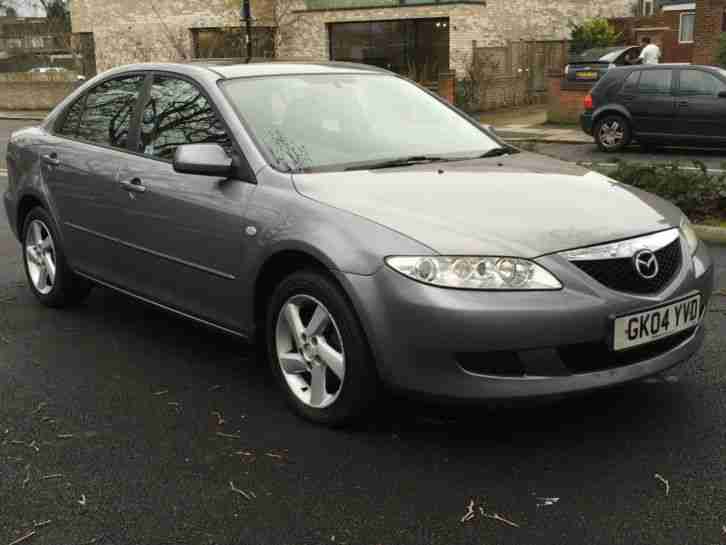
25,219 -> 56,295
275,294 -> 346,409
598,120 -> 625,149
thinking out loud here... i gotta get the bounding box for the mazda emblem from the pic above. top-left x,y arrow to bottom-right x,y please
633,249 -> 659,279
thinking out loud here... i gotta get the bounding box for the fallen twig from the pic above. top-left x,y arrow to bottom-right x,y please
27,441 -> 39,453
6,530 -> 36,545
57,434 -> 74,439
265,452 -> 284,460
33,520 -> 51,528
654,474 -> 670,496
209,384 -> 222,391
40,473 -> 63,480
229,480 -> 252,500
212,411 -> 226,426
29,403 -> 47,416
216,432 -> 241,440
483,512 -> 520,528
460,499 -> 475,523
22,465 -> 31,488
152,390 -> 168,396
536,496 -> 560,508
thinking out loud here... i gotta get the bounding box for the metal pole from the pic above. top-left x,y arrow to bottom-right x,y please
242,0 -> 252,63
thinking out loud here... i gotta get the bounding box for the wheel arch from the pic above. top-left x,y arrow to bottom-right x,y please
251,247 -> 382,377
16,193 -> 47,239
592,106 -> 632,128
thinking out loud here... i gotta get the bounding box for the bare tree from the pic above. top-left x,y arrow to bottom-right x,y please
149,1 -> 191,61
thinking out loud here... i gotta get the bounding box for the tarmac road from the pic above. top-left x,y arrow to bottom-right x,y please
1,171 -> 725,545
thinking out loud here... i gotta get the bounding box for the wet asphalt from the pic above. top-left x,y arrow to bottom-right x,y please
1,113 -> 726,545
1,171 -> 725,545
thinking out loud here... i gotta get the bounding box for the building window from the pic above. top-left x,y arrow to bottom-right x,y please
642,0 -> 653,16
328,18 -> 449,82
679,12 -> 695,43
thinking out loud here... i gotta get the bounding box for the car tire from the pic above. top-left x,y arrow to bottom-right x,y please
22,206 -> 92,308
594,114 -> 631,152
265,269 -> 379,426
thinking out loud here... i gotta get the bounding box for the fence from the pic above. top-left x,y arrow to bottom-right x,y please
470,40 -> 569,111
0,72 -> 79,111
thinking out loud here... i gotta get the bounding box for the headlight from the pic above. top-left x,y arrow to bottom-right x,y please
385,256 -> 562,290
680,216 -> 699,255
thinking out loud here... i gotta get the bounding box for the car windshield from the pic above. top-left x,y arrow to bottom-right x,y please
221,74 -> 501,172
570,47 -> 626,63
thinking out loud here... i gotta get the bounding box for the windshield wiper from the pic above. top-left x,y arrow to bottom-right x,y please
476,147 -> 512,159
344,155 -> 450,171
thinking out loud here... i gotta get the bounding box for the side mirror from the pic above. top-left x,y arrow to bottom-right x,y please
718,91 -> 726,98
173,143 -> 233,177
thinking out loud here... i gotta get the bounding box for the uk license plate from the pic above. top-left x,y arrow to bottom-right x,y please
576,71 -> 598,80
612,294 -> 702,351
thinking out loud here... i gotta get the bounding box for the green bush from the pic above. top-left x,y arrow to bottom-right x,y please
595,161 -> 726,222
569,18 -> 622,55
715,33 -> 726,69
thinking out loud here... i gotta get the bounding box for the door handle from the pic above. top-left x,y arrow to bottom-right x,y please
41,153 -> 60,166
119,178 -> 146,193
677,101 -> 689,108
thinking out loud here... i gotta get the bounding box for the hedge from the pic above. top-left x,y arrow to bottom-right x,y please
593,161 -> 726,223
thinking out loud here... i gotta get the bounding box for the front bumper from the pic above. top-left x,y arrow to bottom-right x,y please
581,112 -> 594,136
339,240 -> 714,401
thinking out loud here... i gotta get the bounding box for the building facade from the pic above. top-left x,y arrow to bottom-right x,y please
71,0 -> 633,76
693,0 -> 726,63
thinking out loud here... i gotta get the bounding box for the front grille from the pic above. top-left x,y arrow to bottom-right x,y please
573,238 -> 682,294
558,327 -> 696,374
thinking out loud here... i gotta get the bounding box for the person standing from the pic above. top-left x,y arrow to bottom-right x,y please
638,36 -> 662,64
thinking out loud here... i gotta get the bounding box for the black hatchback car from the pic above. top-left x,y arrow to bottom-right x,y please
565,46 -> 641,83
581,64 -> 726,152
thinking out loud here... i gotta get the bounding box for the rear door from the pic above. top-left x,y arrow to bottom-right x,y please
675,68 -> 726,142
111,74 -> 255,330
42,73 -> 147,284
619,68 -> 676,137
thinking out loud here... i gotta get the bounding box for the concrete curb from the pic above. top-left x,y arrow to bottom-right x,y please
506,137 -> 593,145
0,114 -> 47,121
694,225 -> 726,245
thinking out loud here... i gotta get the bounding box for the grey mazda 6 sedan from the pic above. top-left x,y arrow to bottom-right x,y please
3,62 -> 715,425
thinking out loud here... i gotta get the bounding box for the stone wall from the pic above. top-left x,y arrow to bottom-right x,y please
693,0 -> 726,64
280,0 -> 633,76
70,0 -> 275,72
72,0 -> 633,75
0,73 -> 78,110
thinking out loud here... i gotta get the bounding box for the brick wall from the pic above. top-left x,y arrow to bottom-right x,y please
693,0 -> 726,64
547,74 -> 593,124
611,10 -> 695,63
0,73 -> 78,110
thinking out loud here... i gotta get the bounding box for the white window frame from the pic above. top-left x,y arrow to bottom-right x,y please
643,0 -> 654,16
679,12 -> 696,44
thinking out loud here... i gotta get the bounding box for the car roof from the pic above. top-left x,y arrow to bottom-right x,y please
101,60 -> 392,81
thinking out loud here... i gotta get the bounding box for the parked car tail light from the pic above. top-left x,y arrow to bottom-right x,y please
584,93 -> 593,110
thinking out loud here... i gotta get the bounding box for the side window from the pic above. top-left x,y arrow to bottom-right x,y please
637,70 -> 672,95
622,71 -> 641,93
139,76 -> 232,161
57,97 -> 85,137
679,70 -> 726,96
77,75 -> 145,149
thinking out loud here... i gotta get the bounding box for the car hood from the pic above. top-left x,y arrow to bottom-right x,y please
292,153 -> 682,258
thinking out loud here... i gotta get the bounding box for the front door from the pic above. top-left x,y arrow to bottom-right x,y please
113,74 -> 254,330
620,69 -> 676,137
675,68 -> 726,143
